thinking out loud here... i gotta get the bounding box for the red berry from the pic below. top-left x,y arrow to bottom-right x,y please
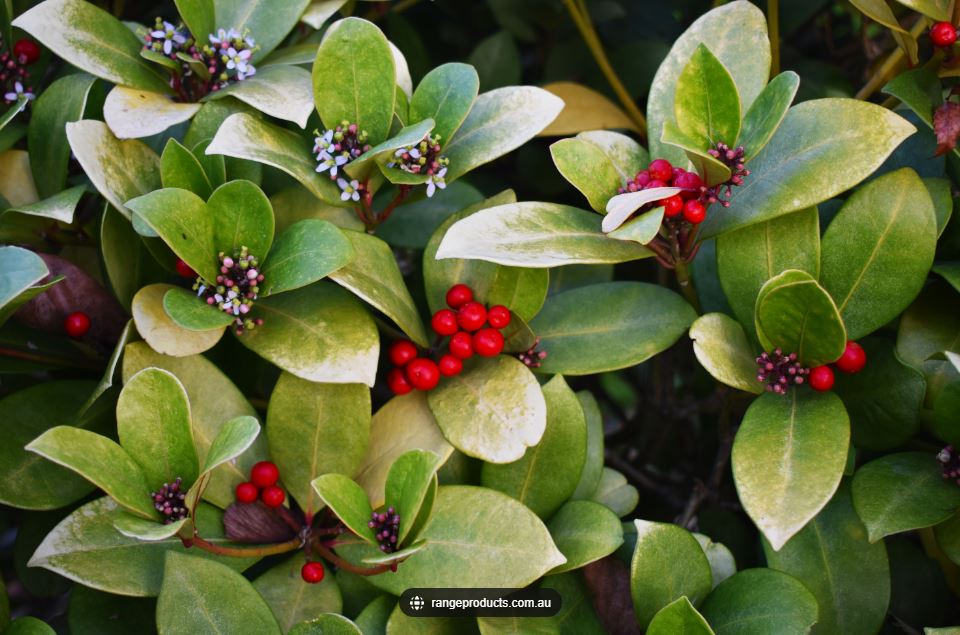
261,485 -> 285,507
250,461 -> 280,488
387,368 -> 413,395
449,331 -> 474,359
673,171 -> 703,199
438,354 -> 463,377
406,358 -> 440,391
235,482 -> 258,504
646,179 -> 667,189
662,194 -> 684,218
63,311 -> 91,338
487,305 -> 511,329
446,284 -> 473,309
431,309 -> 459,336
13,39 -> 40,65
635,171 -> 651,187
175,258 -> 196,278
473,328 -> 504,357
457,302 -> 487,331
683,200 -> 706,224
834,341 -> 867,374
647,159 -> 673,182
809,366 -> 835,392
931,21 -> 957,48
301,561 -> 325,584
389,340 -> 418,367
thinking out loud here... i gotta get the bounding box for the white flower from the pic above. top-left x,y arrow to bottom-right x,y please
337,178 -> 361,202
426,167 -> 448,198
4,82 -> 34,103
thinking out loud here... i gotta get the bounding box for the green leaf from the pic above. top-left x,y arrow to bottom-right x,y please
354,392 -> 453,509
820,168 -> 936,340
698,99 -> 915,239
347,118 -> 434,179
132,284 -> 226,357
65,120 -> 161,223
576,130 -> 648,181
26,427 -> 155,519
175,0 -> 214,41
896,282 -> 960,406
102,86 -> 202,139
213,0 -> 311,61
689,313 -> 764,394
530,282 -> 697,375
436,202 -> 651,267
126,188 -> 217,282
385,450 -> 443,543
187,415 -> 261,509
894,0 -> 950,20
481,375 -> 586,517
550,139 -> 623,214
694,534 -> 736,588
571,392 -> 604,500
300,0 -> 347,29
328,230 -> 428,346
924,177 -> 953,237
763,482 -> 890,635
253,554 -> 343,633
112,513 -> 188,542
546,500 -> 623,574
338,485 -> 565,593
410,63 -> 479,141
540,573 -> 605,635
238,282 -> 379,386
260,219 -> 353,296
290,614 -> 362,635
699,568 -> 818,635
206,113 -> 342,205
67,586 -> 155,635
647,598 -> 714,635
117,368 -> 199,489
13,0 -> 170,93
935,512 -> 960,566
647,0 -> 770,168
849,0 -> 918,63
443,86 -> 563,181
209,179 -> 275,259
607,207 -> 666,245
163,287 -> 236,331
313,17 -> 396,145
468,30 -> 521,91
312,473 -> 377,543
732,390 -> 849,550
206,65 -> 314,128
717,207 -> 819,336
268,373 -> 370,516
755,270 -> 846,367
0,246 -> 48,322
674,43 -> 741,146
630,519 -> 713,629
27,73 -> 96,199
852,452 -> 960,542
2,184 -> 83,223
161,138 -> 212,199
659,121 -> 732,186
603,187 -> 682,233
158,552 -> 281,634
737,71 -> 799,160
6,617 -> 54,635
427,356 -> 547,463
377,181 -> 484,249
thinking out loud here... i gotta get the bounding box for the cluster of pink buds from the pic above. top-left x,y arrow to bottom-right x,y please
517,337 -> 548,369
192,246 -> 264,334
756,348 -> 810,394
703,142 -> 750,207
151,477 -> 188,524
369,507 -> 401,553
1,36 -> 39,105
939,446 -> 960,486
387,133 -> 450,197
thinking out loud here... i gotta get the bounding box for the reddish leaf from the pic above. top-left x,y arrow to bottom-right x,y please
222,501 -> 298,544
583,556 -> 641,635
934,102 -> 960,156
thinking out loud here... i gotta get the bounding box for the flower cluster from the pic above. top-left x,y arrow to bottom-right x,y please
192,247 -> 265,334
387,133 -> 450,197
1,37 -> 39,105
938,446 -> 960,486
151,477 -> 188,524
705,142 -> 750,207
756,348 -> 810,394
368,507 -> 401,553
312,122 -> 373,201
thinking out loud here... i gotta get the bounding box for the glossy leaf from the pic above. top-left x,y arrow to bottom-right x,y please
312,474 -> 377,543
647,598 -> 714,635
732,390 -> 849,550
161,138 -> 213,199
175,0 -> 213,39
134,284 -> 225,356
207,180 -> 275,261
0,246 -> 48,322
550,137 -> 623,213
539,82 -> 640,136
348,117 -> 434,179
207,65 -> 313,128
694,534 -> 737,589
571,391 -> 605,500
547,500 -> 623,574
659,121 -> 732,186
213,0 -> 311,61
409,63 -> 479,141
261,219 -> 353,296
163,287 -> 236,331
289,614 -> 361,635
674,43 -> 741,146
103,86 -> 201,139
385,450 -> 442,543
699,568 -> 818,635
737,71 -> 799,160
689,313 -> 763,394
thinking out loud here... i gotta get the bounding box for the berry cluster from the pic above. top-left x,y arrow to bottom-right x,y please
938,446 -> 960,485
192,247 -> 265,334
618,158 -> 707,225
63,311 -> 91,339
755,348 -> 810,394
312,122 -> 372,201
234,461 -> 286,508
387,133 -> 450,197
1,37 -> 39,105
931,21 -> 958,48
151,477 -> 188,524
706,142 -> 750,207
368,506 -> 401,553
387,284 -> 511,394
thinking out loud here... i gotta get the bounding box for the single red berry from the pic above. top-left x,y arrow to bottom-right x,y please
683,200 -> 706,224
63,311 -> 91,338
301,561 -> 325,584
251,461 -> 280,488
646,179 -> 667,189
809,366 -> 835,392
449,331 -> 474,359
473,328 -> 505,357
834,341 -> 867,374
406,358 -> 440,391
389,340 -> 418,367
13,39 -> 40,65
674,171 -> 703,199
662,194 -> 684,218
438,354 -> 463,377
931,21 -> 958,48
387,368 -> 413,395
457,302 -> 487,331
235,482 -> 258,504
634,171 -> 651,187
431,309 -> 459,336
487,305 -> 511,329
647,159 -> 673,182
175,258 -> 196,278
261,485 -> 285,507
446,284 -> 473,309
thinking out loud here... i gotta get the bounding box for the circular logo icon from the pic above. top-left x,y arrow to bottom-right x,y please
409,595 -> 425,611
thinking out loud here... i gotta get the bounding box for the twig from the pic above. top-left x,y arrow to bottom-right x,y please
768,0 -> 780,78
185,534 -> 303,558
855,19 -> 927,100
313,542 -> 397,576
677,396 -> 735,529
375,185 -> 411,224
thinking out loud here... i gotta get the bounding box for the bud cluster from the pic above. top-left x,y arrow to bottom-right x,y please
938,446 -> 960,485
756,348 -> 810,394
387,133 -> 450,197
193,247 -> 265,334
1,36 -> 38,105
151,477 -> 188,524
705,142 -> 750,207
368,507 -> 401,553
517,336 -> 548,369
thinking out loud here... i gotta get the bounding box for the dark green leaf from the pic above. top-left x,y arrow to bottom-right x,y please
409,63 -> 479,141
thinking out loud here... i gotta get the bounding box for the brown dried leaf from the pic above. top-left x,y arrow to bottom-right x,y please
222,501 -> 298,544
934,102 -> 960,156
582,556 -> 641,635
